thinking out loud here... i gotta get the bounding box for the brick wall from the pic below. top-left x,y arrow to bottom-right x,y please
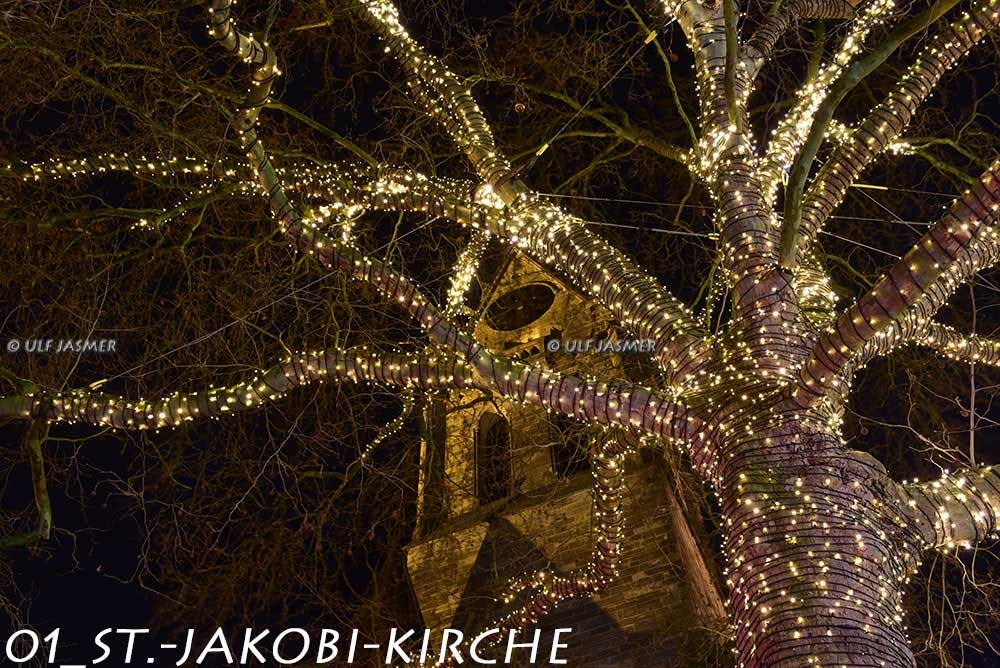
406,462 -> 706,667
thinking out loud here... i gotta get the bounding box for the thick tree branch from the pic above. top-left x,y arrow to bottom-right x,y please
0,348 -> 469,428
0,346 -> 708,474
743,0 -> 858,77
789,158 -> 1000,408
902,467 -> 1000,550
838,238 -> 1000,384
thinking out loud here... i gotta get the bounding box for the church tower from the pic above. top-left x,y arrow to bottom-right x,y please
406,249 -> 727,666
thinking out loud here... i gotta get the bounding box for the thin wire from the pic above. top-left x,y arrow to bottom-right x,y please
583,207 -> 1000,295
582,218 -> 911,259
852,186 -> 927,238
102,215 -> 439,385
852,185 -> 1000,294
520,18 -> 676,177
818,230 -> 900,258
539,191 -> 933,226
583,220 -> 711,237
542,192 -> 710,209
852,182 -> 956,198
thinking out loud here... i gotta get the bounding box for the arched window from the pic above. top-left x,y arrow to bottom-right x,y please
418,399 -> 448,535
549,415 -> 591,479
476,412 -> 512,504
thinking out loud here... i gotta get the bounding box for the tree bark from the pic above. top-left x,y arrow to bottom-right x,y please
721,422 -> 921,668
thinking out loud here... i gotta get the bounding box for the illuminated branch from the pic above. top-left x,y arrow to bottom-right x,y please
674,4 -> 741,178
356,0 -> 712,386
837,238 -> 1000,390
835,317 -> 1000,414
781,0 -> 975,269
790,159 -> 1000,409
912,322 -> 1000,366
207,1 -> 278,132
0,348 -> 469,430
7,154 -> 216,180
759,0 -> 896,208
5,156 -> 495,232
355,0 -> 513,186
660,3 -> 778,317
360,390 -> 416,462
743,0 -> 858,76
445,230 -> 490,317
0,345 -> 708,481
208,1 -> 501,375
901,467 -> 1000,550
794,0 -> 1000,260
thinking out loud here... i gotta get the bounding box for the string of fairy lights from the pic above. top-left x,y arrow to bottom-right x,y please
483,445 -> 628,657
790,157 -> 1000,410
794,0 -> 1000,262
759,0 -> 897,209
3,1 -> 1000,667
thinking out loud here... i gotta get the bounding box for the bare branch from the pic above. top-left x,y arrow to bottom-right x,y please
0,419 -> 52,548
722,0 -> 742,133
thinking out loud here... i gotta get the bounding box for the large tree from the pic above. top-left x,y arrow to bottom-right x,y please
2,0 -> 1000,666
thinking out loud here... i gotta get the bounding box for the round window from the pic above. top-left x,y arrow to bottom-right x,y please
484,283 -> 556,331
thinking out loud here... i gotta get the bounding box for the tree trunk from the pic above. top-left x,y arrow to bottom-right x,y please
722,418 -> 920,668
